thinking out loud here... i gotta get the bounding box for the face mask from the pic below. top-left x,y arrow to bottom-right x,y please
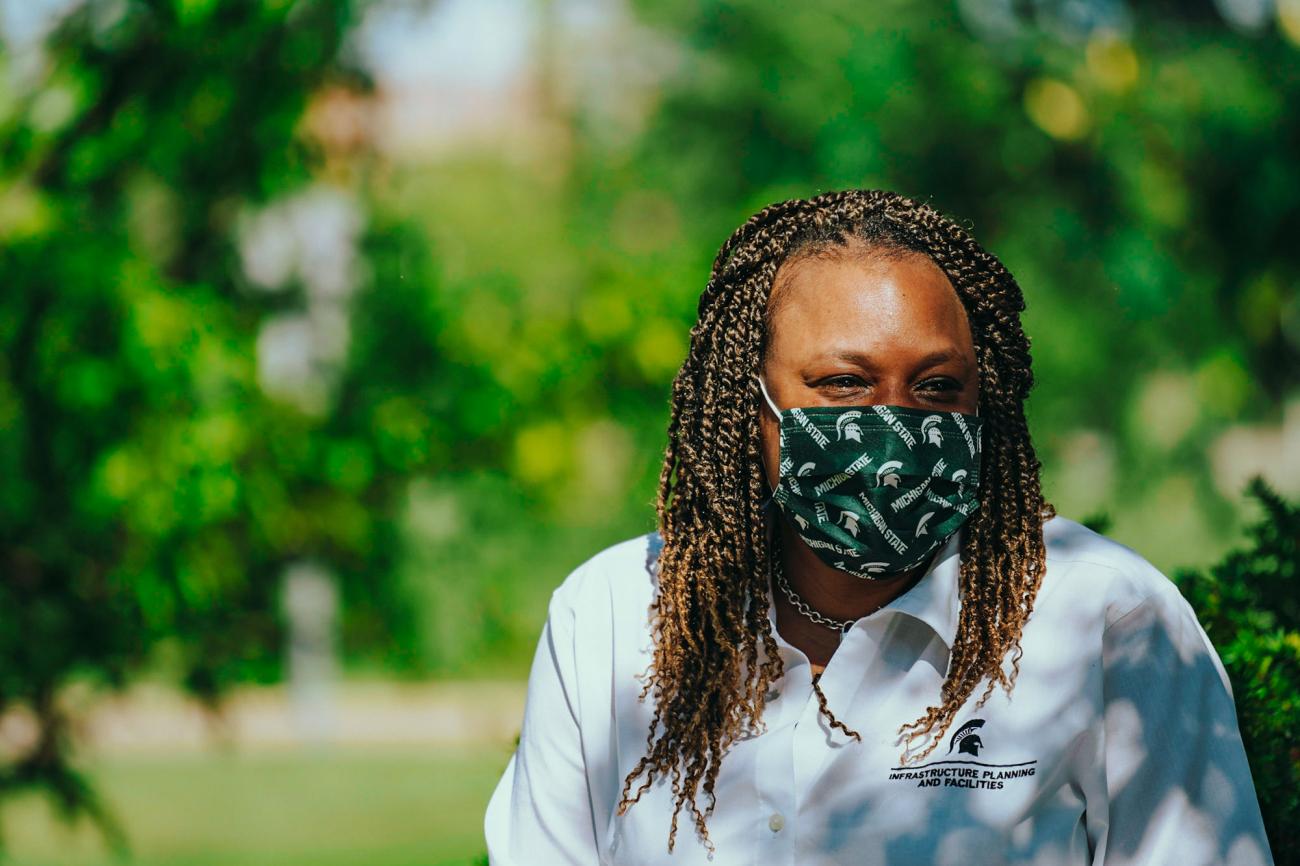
758,374 -> 983,580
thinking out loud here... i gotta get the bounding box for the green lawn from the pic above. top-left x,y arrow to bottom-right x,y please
4,745 -> 513,866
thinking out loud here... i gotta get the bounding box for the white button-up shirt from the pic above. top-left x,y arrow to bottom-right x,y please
484,515 -> 1274,865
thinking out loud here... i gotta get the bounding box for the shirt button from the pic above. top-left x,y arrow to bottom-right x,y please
768,812 -> 785,833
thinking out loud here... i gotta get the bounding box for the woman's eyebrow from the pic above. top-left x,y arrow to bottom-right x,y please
823,347 -> 968,371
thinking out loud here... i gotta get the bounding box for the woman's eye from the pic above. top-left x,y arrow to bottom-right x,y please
824,375 -> 865,390
918,378 -> 959,393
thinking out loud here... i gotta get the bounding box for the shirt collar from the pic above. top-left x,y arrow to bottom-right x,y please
765,526 -> 964,649
883,526 -> 963,649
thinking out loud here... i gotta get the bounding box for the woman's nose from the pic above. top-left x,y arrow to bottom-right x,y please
870,379 -> 922,409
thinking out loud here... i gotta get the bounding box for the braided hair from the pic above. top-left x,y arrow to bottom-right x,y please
617,189 -> 1055,852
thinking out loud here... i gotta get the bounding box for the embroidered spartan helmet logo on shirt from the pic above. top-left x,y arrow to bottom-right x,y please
947,718 -> 986,757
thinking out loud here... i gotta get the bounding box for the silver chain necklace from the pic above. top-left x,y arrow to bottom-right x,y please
772,554 -> 883,639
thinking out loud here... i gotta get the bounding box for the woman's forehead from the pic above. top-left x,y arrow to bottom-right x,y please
765,250 -> 974,364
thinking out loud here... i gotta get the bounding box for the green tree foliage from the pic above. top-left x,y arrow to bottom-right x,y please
1172,478 -> 1300,858
0,0 -> 441,840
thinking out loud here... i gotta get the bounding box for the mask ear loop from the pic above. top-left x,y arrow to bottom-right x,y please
757,373 -> 782,511
756,373 -> 783,420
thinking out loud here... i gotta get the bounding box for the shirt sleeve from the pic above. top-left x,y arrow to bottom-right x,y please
484,589 -> 601,865
1092,586 -> 1274,866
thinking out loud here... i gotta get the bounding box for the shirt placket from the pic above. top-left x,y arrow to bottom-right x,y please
791,623 -> 879,796
777,621 -> 884,866
752,644 -> 808,866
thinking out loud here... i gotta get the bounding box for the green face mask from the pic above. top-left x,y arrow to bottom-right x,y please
759,374 -> 983,579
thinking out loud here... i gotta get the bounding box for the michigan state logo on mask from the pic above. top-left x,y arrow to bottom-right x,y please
759,374 -> 982,580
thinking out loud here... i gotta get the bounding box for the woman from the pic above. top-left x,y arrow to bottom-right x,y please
484,189 -> 1274,865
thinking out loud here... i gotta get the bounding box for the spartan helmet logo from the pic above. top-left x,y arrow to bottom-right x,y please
839,508 -> 861,537
835,411 -> 864,443
793,514 -> 809,530
875,460 -> 904,488
797,462 -> 817,477
951,469 -> 968,484
915,511 -> 935,536
947,718 -> 986,757
920,415 -> 944,446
